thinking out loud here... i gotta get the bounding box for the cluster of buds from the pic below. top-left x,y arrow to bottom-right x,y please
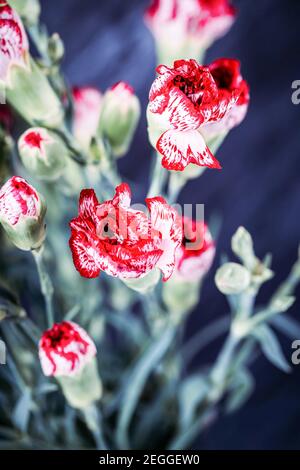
39,321 -> 102,409
72,82 -> 141,159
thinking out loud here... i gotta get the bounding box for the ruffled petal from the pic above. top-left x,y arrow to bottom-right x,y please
146,197 -> 182,280
78,189 -> 99,219
157,129 -> 221,171
69,231 -> 102,278
149,65 -> 176,114
166,87 -> 202,131
112,183 -> 131,208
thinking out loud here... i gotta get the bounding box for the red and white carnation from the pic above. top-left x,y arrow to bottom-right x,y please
39,321 -> 97,377
148,58 -> 249,171
72,86 -> 102,149
69,183 -> 182,281
175,217 -> 215,282
0,175 -> 41,226
145,0 -> 236,61
0,1 -> 28,85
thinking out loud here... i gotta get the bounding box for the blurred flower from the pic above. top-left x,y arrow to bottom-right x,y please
39,321 -> 96,377
18,127 -> 67,181
98,81 -> 141,157
162,218 -> 215,318
69,183 -> 182,281
39,321 -> 102,409
175,218 -> 215,282
72,86 -> 102,150
145,0 -> 236,65
0,175 -> 46,250
147,58 -> 248,171
1,2 -> 63,127
0,1 -> 29,86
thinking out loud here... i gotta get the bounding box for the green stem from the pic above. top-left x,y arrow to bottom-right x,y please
82,405 -> 108,450
167,172 -> 186,204
32,247 -> 55,328
147,153 -> 167,198
209,333 -> 240,402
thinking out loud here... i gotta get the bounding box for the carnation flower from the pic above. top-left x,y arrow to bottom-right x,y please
72,86 -> 103,150
39,321 -> 97,377
148,58 -> 249,171
69,183 -> 182,281
0,2 -> 29,83
175,218 -> 215,282
0,175 -> 46,250
145,0 -> 236,64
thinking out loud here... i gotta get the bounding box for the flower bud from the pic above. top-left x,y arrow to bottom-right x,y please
72,87 -> 102,151
0,176 -> 46,251
39,321 -> 102,409
48,33 -> 65,63
215,262 -> 251,295
6,57 -> 64,128
231,226 -> 256,270
8,0 -> 41,25
98,82 -> 141,157
18,127 -> 67,181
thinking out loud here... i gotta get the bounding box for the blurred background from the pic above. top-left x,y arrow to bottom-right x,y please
40,0 -> 300,449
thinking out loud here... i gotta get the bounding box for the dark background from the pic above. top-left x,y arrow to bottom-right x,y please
40,0 -> 300,449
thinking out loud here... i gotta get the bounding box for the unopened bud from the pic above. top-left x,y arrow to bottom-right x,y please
0,176 -> 46,251
99,81 -> 140,157
18,127 -> 67,181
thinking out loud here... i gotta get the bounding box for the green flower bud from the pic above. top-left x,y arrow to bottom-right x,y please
48,33 -> 65,64
99,81 -> 140,157
215,262 -> 251,295
0,176 -> 46,251
18,127 -> 67,181
6,58 -> 64,128
231,226 -> 256,270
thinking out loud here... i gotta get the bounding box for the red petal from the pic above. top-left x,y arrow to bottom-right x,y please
112,183 -> 131,208
157,129 -> 221,171
146,197 -> 182,280
167,87 -> 202,131
78,189 -> 99,219
69,231 -> 101,278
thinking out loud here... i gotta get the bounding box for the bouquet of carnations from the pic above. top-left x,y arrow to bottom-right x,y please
0,0 -> 299,450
